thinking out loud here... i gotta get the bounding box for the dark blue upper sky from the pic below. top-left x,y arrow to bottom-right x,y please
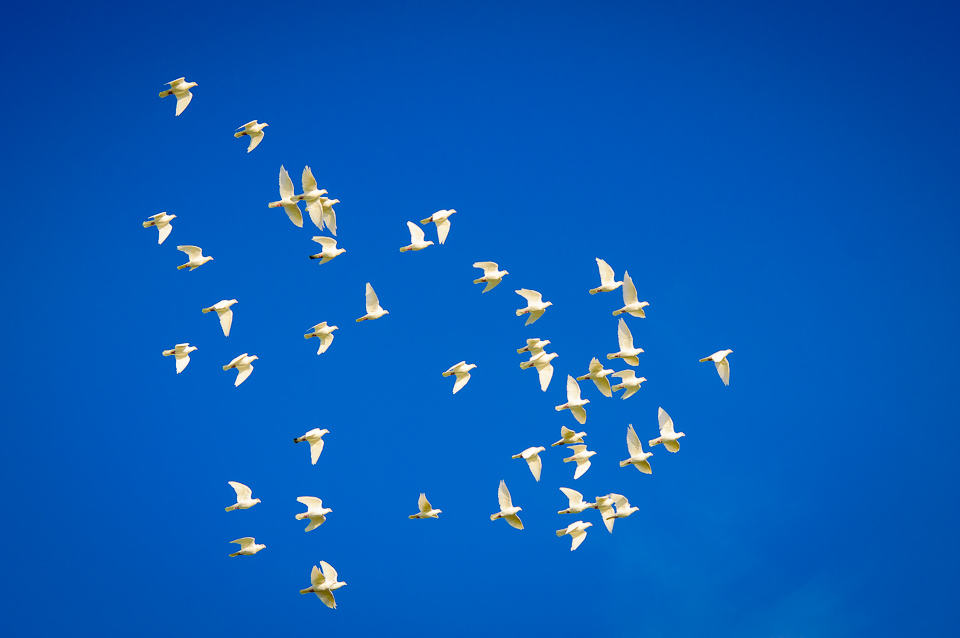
2,1 -> 958,636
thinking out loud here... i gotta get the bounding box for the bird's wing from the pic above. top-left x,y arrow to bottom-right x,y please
444,362 -> 465,375
312,236 -> 338,249
174,353 -> 190,374
234,365 -> 254,386
596,258 -> 615,284
282,204 -> 303,227
613,494 -> 631,510
157,224 -> 173,244
474,261 -> 498,276
246,131 -> 264,152
559,426 -> 574,439
482,280 -> 498,292
166,77 -> 185,86
588,358 -> 603,374
307,201 -> 324,230
322,205 -> 337,236
526,454 -> 542,482
310,439 -> 325,464
419,493 -> 431,513
316,590 -> 337,609
302,166 -> 318,192
569,528 -> 587,551
504,514 -> 524,530
525,310 -> 544,326
297,496 -> 322,508
452,371 -> 472,394
174,91 -> 193,116
231,537 -> 255,549
594,376 -> 612,397
535,359 -> 554,392
229,481 -> 252,500
570,405 -> 586,425
320,561 -> 339,583
365,283 -> 380,313
622,271 -> 638,304
559,487 -> 583,507
621,386 -> 638,400
225,353 -> 245,369
626,425 -> 642,457
573,459 -> 592,479
237,120 -> 258,130
498,480 -> 513,510
566,376 -> 582,402
317,332 -> 334,355
617,318 -> 634,350
716,358 -> 730,386
178,245 -> 202,259
516,289 -> 543,304
436,218 -> 451,244
217,308 -> 234,337
567,445 -> 586,455
658,408 -> 676,436
613,370 -> 636,381
406,221 -> 425,243
278,165 -> 294,199
664,439 -> 681,453
311,565 -> 326,587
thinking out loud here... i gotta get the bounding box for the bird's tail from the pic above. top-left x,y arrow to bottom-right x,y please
176,264 -> 188,270
295,513 -> 306,520
563,456 -> 573,463
555,405 -> 565,412
225,505 -> 237,512
299,588 -> 312,594
575,374 -> 588,381
408,514 -> 419,519
234,131 -> 246,138
355,317 -> 366,322
698,357 -> 711,362
399,247 -> 409,252
511,453 -> 522,459
308,254 -> 321,259
551,440 -> 563,447
589,288 -> 598,295
222,364 -> 234,371
159,90 -> 173,97
556,529 -> 566,536
201,307 -> 212,314
489,513 -> 500,521
473,278 -> 483,284
293,436 -> 304,443
519,361 -> 532,370
419,217 -> 432,225
516,347 -> 528,354
162,350 -> 174,357
515,309 -> 526,316
229,551 -> 241,557
612,309 -> 623,316
619,460 -> 630,467
648,438 -> 662,447
142,221 -> 155,228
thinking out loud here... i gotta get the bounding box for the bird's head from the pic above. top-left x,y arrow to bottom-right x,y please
204,256 -> 214,263
677,432 -> 686,439
383,310 -> 390,316
583,399 -> 591,405
250,356 -> 259,362
545,301 -> 554,308
319,429 -> 330,436
189,82 -> 199,88
502,270 -> 509,275
329,326 -> 339,332
535,447 -> 545,453
229,299 -> 238,305
254,498 -> 262,504
587,450 -> 597,458
189,346 -> 198,352
262,123 -> 269,128
638,377 -> 647,383
169,214 -> 178,220
338,248 -> 347,255
468,364 -> 477,371
434,509 -> 442,515
583,522 -> 593,529
426,240 -> 435,247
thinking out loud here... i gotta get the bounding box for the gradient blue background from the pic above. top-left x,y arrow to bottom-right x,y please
2,1 -> 958,636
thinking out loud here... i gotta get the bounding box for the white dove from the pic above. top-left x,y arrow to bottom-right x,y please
552,426 -> 587,447
558,487 -> 594,515
420,209 -> 457,244
612,271 -> 649,318
223,353 -> 258,386
606,318 -> 644,366
589,258 -> 623,294
296,497 -> 332,532
293,428 -> 329,465
228,537 -> 265,557
512,446 -> 546,482
515,289 -> 553,325
442,361 -> 476,394
409,493 -> 442,519
556,520 -> 593,551
234,120 -> 268,152
606,493 -> 639,526
563,445 -> 597,480
162,343 -> 196,374
309,236 -> 346,264
595,495 -> 618,532
519,351 -> 558,392
300,561 -> 347,609
158,77 -> 198,116
620,424 -> 653,474
516,338 -> 550,355
649,407 -> 685,452
142,212 -> 176,244
176,245 -> 213,271
294,166 -> 338,234
490,480 -> 523,530
304,322 -> 338,355
201,299 -> 238,337
267,165 -> 304,227
576,358 -> 614,398
473,261 -> 509,293
225,481 -> 260,511
555,376 -> 590,424
399,221 -> 434,252
700,349 -> 733,386
356,283 -> 389,322
611,370 -> 646,400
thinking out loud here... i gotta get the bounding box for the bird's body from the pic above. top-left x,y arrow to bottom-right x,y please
442,361 -> 477,394
648,407 -> 685,452
700,349 -> 733,386
225,481 -> 261,511
589,258 -> 623,294
228,537 -> 265,557
512,446 -> 546,482
300,561 -> 347,609
515,289 -> 553,325
304,322 -> 338,354
294,167 -> 338,234
293,428 -> 329,464
576,357 -> 614,397
399,221 -> 434,252
517,338 -> 550,356
611,370 -> 646,400
551,426 -> 587,447
158,77 -> 198,116
563,444 -> 597,480
606,318 -> 643,366
420,209 -> 457,244
234,120 -> 269,152
555,376 -> 590,424
223,353 -> 258,386
356,283 -> 389,322
267,165 -> 304,227
296,496 -> 332,532
142,212 -> 176,244
602,493 -> 639,532
556,520 -> 593,551
162,343 -> 197,374
612,271 -> 649,317
176,245 -> 213,271
558,487 -> 593,515
201,299 -> 238,337
409,493 -> 442,519
520,351 -> 558,392
308,236 -> 346,264
490,480 -> 523,529
473,262 -> 509,293
620,424 -> 653,474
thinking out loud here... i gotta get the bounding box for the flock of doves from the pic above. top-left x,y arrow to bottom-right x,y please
150,76 -> 735,610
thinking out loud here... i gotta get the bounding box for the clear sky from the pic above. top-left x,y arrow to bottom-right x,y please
1,1 -> 958,636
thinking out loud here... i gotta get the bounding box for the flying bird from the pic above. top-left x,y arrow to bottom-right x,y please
603,493 -> 639,531
490,480 -> 523,530
399,221 -> 434,252
442,361 -> 476,394
595,495 -> 617,532
611,370 -> 646,400
420,209 -> 457,244
162,343 -> 196,374
556,520 -> 593,551
294,167 -> 338,234
356,283 -> 389,322
515,289 -> 553,326
228,537 -> 265,557
512,446 -> 546,482
293,428 -> 329,465
557,487 -> 594,515
223,353 -> 258,386
176,245 -> 213,271
267,165 -> 304,227
234,120 -> 268,152
606,318 -> 643,366
563,445 -> 597,480
576,358 -> 614,397
308,236 -> 346,264
555,376 -> 590,424
304,322 -> 338,355
589,258 -> 623,294
551,426 -> 586,447
473,262 -> 509,293
224,481 -> 260,511
300,561 -> 347,609
296,497 -> 332,532
520,351 -> 558,392
516,338 -> 550,355
649,407 -> 685,452
612,271 -> 649,318
409,493 -> 442,519
158,77 -> 197,116
201,299 -> 238,337
142,212 -> 176,244
700,349 -> 733,386
620,424 -> 653,474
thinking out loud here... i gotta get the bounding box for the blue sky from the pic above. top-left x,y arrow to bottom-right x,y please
2,1 -> 958,636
